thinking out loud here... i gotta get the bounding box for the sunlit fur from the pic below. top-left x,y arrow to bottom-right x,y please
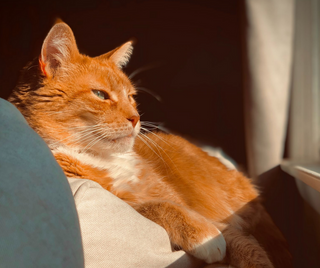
9,22 -> 291,268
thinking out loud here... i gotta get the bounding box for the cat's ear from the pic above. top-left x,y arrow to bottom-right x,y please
40,22 -> 79,77
96,41 -> 133,68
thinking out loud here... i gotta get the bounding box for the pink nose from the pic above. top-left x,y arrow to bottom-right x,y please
127,115 -> 140,128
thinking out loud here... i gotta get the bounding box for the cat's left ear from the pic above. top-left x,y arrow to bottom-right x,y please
40,22 -> 79,77
96,41 -> 133,68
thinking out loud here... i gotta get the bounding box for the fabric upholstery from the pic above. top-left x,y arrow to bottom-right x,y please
0,98 -> 84,268
69,178 -> 203,268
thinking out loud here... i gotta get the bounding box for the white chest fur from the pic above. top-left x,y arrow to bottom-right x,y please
52,146 -> 141,189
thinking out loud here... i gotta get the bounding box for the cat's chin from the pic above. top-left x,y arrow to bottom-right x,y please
93,135 -> 136,155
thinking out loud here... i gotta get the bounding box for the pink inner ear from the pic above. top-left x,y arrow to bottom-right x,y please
40,23 -> 79,76
39,57 -> 47,76
42,34 -> 64,72
46,43 -> 62,69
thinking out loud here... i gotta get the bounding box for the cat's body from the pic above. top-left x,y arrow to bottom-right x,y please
9,22 -> 291,267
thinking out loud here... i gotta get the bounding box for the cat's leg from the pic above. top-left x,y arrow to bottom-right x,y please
133,201 -> 226,264
250,209 -> 292,268
225,200 -> 291,268
214,222 -> 274,268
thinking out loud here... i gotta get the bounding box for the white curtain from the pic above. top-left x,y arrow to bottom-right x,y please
244,0 -> 295,178
245,0 -> 320,178
289,0 -> 320,162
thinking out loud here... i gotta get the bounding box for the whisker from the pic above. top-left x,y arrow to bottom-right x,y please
137,135 -> 165,162
81,135 -> 103,154
70,128 -> 101,145
140,121 -> 163,126
136,87 -> 162,102
81,126 -> 114,152
140,132 -> 161,152
139,132 -> 169,156
140,127 -> 171,147
48,124 -> 107,147
138,133 -> 171,175
140,121 -> 168,133
82,129 -> 113,154
139,132 -> 181,176
27,64 -> 38,70
128,61 -> 164,79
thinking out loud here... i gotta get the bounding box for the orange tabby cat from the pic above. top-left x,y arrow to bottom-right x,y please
9,22 -> 291,268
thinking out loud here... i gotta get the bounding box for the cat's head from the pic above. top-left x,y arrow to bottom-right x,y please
9,21 -> 140,155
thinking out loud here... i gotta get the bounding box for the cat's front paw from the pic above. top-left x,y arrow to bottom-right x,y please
188,230 -> 226,264
134,201 -> 226,264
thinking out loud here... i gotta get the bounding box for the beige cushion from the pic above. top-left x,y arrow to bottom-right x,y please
68,178 -> 203,268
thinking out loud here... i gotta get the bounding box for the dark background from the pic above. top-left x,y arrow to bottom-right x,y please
0,0 -> 247,170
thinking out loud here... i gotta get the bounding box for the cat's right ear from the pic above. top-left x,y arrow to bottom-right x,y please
96,41 -> 133,69
40,22 -> 79,77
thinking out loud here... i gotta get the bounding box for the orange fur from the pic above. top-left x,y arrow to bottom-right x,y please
9,21 -> 291,267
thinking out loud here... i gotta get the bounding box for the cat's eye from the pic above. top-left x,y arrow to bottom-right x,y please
92,90 -> 109,100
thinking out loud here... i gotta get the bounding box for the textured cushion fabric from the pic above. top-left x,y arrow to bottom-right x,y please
69,178 -> 203,268
0,98 -> 84,268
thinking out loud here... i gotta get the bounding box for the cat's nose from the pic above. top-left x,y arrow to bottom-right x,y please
127,115 -> 140,128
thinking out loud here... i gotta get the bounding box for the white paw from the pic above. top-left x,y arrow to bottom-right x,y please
190,232 -> 226,264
